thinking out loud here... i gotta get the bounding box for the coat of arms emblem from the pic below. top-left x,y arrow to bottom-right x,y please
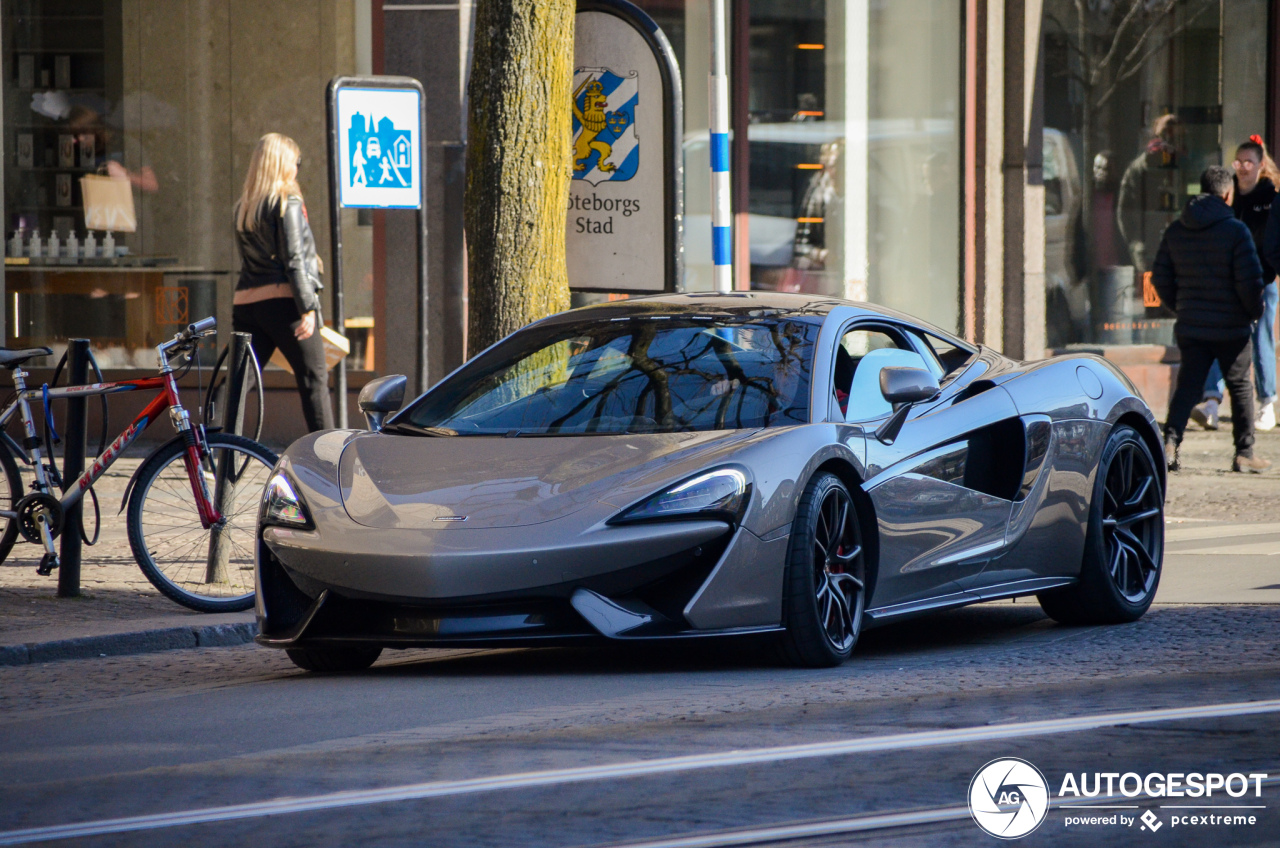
571,67 -> 638,185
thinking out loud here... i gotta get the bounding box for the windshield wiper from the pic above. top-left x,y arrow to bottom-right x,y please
383,421 -> 458,437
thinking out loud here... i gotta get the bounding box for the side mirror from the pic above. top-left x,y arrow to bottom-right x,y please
879,366 -> 941,407
874,367 -> 940,445
358,374 -> 407,431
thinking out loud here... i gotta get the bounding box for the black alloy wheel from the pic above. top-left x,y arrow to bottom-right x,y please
780,473 -> 867,667
1038,425 -> 1164,624
1101,440 -> 1163,602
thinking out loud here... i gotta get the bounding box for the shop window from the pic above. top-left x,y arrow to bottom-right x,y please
2,0 -> 374,368
1043,0 -> 1269,349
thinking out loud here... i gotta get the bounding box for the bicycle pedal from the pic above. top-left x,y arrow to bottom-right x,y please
36,553 -> 60,576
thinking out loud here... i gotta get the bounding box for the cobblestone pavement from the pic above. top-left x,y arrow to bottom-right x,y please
0,604 -> 1277,847
2,603 -> 1277,736
0,458 -> 213,638
1166,426 -> 1280,522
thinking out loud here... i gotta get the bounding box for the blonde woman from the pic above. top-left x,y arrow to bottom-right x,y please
233,133 -> 333,432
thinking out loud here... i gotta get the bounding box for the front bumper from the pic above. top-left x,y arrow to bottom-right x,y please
256,515 -> 740,648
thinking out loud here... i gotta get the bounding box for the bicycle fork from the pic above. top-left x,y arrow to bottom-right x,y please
170,404 -> 223,531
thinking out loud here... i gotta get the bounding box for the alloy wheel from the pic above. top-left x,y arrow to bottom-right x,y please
1100,441 -> 1163,603
811,486 -> 866,652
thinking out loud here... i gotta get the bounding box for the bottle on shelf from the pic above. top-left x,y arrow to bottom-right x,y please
102,231 -> 115,259
28,229 -> 42,260
65,231 -> 79,262
7,229 -> 24,258
47,230 -> 60,260
83,230 -> 97,259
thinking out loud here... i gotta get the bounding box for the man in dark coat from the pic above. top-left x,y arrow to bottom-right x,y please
1154,166 -> 1269,472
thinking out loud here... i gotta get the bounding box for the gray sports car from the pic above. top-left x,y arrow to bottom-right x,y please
255,293 -> 1165,672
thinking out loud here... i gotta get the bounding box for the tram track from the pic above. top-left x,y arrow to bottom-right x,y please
592,775 -> 1280,848
2,697 -> 1277,846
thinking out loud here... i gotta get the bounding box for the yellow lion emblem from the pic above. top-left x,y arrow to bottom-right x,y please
572,79 -> 616,173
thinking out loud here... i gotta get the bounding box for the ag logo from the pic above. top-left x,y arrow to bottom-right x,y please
969,758 -> 1051,839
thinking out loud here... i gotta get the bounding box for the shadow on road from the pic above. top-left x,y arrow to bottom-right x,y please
358,602 -> 1062,679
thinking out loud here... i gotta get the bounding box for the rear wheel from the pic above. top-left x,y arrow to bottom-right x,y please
779,473 -> 867,667
0,444 -> 22,564
127,432 -> 277,612
1038,425 -> 1163,624
286,646 -> 383,673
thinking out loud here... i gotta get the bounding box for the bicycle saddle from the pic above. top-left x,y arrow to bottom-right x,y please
0,346 -> 53,369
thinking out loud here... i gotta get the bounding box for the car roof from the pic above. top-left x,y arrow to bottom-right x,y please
544,292 -> 967,344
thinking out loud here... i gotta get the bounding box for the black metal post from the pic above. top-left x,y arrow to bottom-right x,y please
57,338 -> 90,598
206,333 -> 252,583
221,332 -> 253,437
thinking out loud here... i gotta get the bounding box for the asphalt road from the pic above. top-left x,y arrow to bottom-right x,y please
1,598 -> 1278,848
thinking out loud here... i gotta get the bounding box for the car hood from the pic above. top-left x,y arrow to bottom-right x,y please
338,430 -> 758,529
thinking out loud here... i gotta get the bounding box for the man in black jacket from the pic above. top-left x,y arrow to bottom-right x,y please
1154,166 -> 1269,472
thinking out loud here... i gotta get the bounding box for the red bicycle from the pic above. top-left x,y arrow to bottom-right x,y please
0,317 -> 277,612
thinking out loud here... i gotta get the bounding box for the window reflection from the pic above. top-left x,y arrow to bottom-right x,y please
406,317 -> 820,434
1043,0 -> 1268,348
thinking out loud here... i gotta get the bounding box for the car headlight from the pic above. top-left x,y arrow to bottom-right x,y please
611,467 -> 750,525
261,473 -> 313,529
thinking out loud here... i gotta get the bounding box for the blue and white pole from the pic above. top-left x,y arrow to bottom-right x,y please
709,0 -> 732,292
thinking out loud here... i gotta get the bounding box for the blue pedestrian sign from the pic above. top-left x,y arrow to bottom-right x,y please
336,87 -> 422,209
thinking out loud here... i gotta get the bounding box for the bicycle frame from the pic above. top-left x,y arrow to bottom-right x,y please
0,366 -> 221,529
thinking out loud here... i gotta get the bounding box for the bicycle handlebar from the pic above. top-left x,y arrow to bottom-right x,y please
188,317 -> 217,337
158,316 -> 218,358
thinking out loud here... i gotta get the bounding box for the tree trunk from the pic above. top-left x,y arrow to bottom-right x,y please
465,0 -> 574,356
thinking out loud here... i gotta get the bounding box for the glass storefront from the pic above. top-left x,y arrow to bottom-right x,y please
644,0 -> 964,334
1042,0 -> 1269,349
2,0 -> 374,368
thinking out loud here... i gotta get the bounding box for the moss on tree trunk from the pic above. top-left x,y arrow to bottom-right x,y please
465,0 -> 573,356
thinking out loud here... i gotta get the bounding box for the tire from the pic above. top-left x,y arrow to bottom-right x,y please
127,432 -> 277,613
0,443 -> 23,564
1037,425 -> 1164,625
286,645 -> 382,673
778,472 -> 867,667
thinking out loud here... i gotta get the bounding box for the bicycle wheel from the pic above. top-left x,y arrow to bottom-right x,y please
0,443 -> 23,564
127,432 -> 277,612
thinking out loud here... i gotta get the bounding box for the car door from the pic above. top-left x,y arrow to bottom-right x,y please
853,323 -> 1025,611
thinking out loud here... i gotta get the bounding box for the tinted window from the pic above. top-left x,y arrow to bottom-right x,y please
398,317 -> 820,435
916,331 -> 976,379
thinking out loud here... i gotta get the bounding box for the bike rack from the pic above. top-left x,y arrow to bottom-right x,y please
205,332 -> 254,584
57,339 -> 91,598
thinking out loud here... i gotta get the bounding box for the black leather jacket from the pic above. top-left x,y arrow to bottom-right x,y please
235,195 -> 324,315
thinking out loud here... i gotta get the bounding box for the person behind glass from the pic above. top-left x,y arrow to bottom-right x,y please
1191,136 -> 1280,432
232,133 -> 334,432
1155,166 -> 1268,473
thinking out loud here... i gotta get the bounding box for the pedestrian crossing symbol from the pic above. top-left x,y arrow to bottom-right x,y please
572,68 -> 639,185
336,87 -> 421,209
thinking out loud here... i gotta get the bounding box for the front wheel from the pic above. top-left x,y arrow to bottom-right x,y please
286,646 -> 383,672
1037,424 -> 1164,624
127,432 -> 277,612
778,473 -> 867,667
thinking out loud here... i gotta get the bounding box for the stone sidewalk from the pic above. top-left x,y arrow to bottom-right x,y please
1,425 -> 1278,667
0,456 -> 256,665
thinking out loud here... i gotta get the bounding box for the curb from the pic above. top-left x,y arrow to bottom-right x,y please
0,621 -> 258,668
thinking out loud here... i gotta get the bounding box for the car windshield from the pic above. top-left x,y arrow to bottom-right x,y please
397,315 -> 820,435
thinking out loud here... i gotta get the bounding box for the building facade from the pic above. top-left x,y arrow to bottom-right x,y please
2,0 -> 1277,442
